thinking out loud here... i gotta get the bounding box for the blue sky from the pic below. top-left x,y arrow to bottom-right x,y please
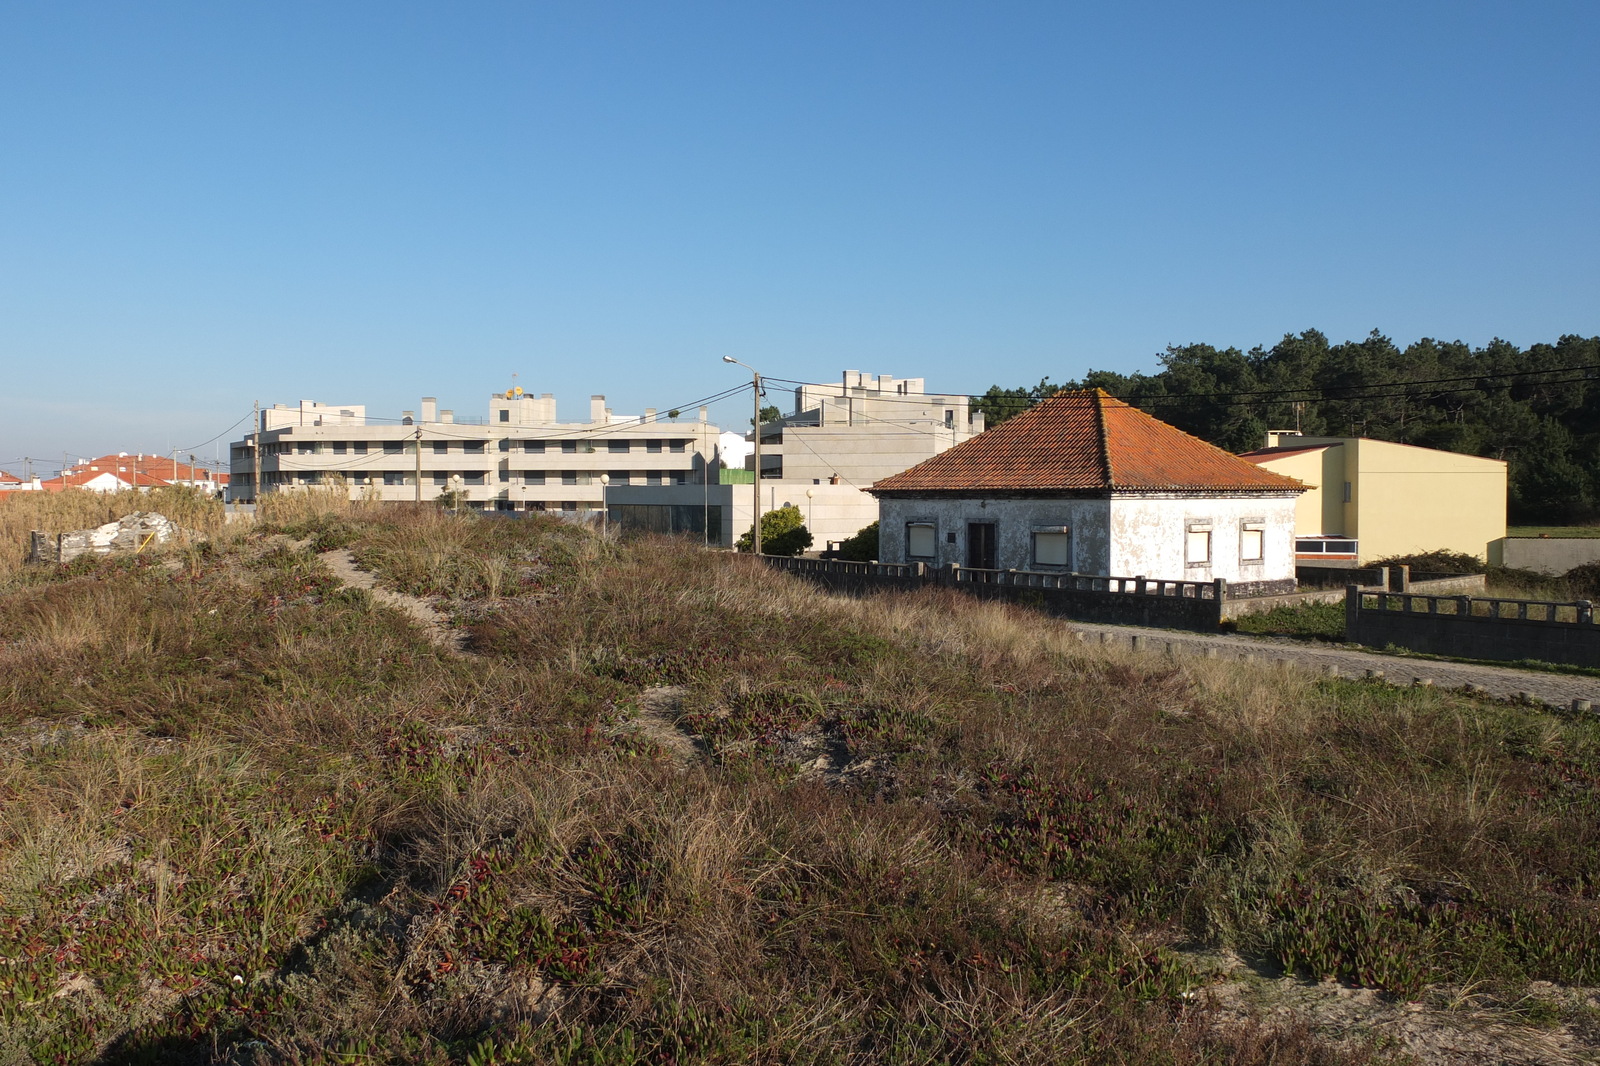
2,1 -> 1596,469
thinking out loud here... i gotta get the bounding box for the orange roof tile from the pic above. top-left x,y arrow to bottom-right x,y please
872,389 -> 1306,495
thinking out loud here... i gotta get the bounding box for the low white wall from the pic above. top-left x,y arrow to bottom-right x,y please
1496,538 -> 1600,576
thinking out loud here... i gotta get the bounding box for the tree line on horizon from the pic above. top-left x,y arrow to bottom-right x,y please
972,330 -> 1600,524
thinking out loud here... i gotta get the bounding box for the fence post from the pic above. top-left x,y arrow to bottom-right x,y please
1579,600 -> 1593,625
1388,565 -> 1409,593
1457,595 -> 1472,618
914,562 -> 927,584
1345,585 -> 1361,639
1212,578 -> 1226,602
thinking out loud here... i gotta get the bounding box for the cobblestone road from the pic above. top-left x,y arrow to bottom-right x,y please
1066,621 -> 1600,710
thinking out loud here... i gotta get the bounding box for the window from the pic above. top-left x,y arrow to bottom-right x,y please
669,440 -> 687,453
464,441 -> 485,454
647,470 -> 663,485
944,410 -> 954,428
906,522 -> 937,559
610,471 -> 630,485
463,472 -> 484,486
498,439 -> 510,452
353,442 -> 368,455
1031,529 -> 1072,569
646,439 -> 663,454
383,441 -> 403,455
432,441 -> 450,455
523,471 -> 546,485
608,440 -> 630,454
383,471 -> 408,486
561,471 -> 579,486
561,441 -> 578,454
1185,523 -> 1212,566
561,501 -> 577,512
333,442 -> 347,455
432,472 -> 449,485
1343,481 -> 1352,503
1240,520 -> 1265,562
526,441 -> 546,454
498,410 -> 509,423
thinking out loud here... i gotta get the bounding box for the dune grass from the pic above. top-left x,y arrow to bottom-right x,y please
2,507 -> 1596,1063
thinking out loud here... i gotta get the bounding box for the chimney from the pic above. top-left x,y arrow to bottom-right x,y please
441,410 -> 454,424
644,408 -> 656,423
697,405 -> 707,422
590,395 -> 606,423
422,397 -> 437,422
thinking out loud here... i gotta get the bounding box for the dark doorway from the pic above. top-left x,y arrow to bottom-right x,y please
967,522 -> 997,570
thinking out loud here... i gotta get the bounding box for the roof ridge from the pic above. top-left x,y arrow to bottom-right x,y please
1091,390 -> 1113,487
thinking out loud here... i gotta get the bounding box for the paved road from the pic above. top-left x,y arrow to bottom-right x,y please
1065,621 -> 1600,710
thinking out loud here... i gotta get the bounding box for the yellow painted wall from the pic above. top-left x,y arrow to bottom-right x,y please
1254,448 -> 1333,534
1253,436 -> 1506,562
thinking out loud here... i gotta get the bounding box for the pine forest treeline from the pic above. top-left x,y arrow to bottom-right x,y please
973,331 -> 1600,524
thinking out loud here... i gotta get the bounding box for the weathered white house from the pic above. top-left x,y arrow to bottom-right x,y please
870,389 -> 1306,591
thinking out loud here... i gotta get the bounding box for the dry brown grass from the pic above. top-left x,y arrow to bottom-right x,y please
1,512 -> 1595,1063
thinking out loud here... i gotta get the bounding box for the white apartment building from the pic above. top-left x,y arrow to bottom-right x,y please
229,392 -> 723,524
609,371 -> 986,547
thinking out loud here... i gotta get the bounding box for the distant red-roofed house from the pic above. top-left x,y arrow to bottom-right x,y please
30,454 -> 230,496
71,454 -> 228,496
869,389 -> 1306,589
0,470 -> 24,492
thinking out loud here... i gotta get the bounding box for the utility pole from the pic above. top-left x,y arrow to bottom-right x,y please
722,357 -> 763,555
252,401 -> 262,503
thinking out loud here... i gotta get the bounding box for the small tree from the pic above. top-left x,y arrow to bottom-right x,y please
735,503 -> 812,556
837,520 -> 879,562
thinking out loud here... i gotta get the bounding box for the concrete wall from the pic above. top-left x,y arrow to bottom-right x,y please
1107,495 -> 1298,585
1347,590 -> 1599,668
1495,538 -> 1600,575
764,556 -> 1225,632
878,497 -> 1114,574
877,494 -> 1297,584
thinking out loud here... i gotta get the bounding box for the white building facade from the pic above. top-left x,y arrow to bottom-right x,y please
229,392 -> 722,521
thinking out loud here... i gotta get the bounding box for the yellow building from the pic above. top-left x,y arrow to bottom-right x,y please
1238,433 -> 1506,564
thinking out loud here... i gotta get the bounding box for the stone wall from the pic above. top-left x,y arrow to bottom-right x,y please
1346,589 -> 1599,668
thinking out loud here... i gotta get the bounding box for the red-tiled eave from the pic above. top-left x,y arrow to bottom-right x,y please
872,389 -> 1306,496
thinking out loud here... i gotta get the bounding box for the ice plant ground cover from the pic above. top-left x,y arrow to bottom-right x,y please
0,493 -> 1597,1064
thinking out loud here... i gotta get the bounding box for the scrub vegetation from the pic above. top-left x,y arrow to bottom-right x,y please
3,494 -> 1599,1063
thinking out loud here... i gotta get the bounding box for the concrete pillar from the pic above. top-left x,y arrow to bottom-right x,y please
1388,565 -> 1410,593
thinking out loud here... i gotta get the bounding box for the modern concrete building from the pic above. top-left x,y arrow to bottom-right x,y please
228,392 -> 723,524
610,371 -> 985,547
871,390 -> 1305,589
1239,433 -> 1507,564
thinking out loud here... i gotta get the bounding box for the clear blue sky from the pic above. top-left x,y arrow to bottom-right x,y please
2,1 -> 1595,469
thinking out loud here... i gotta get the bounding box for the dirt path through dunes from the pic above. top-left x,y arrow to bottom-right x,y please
1068,621 -> 1600,709
630,686 -> 701,762
1194,950 -> 1600,1066
319,549 -> 466,654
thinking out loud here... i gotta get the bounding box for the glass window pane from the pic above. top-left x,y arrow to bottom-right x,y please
1241,528 -> 1263,561
1186,530 -> 1211,564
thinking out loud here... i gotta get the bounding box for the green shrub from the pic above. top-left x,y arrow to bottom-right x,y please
836,520 -> 879,562
1368,550 -> 1483,574
734,503 -> 812,557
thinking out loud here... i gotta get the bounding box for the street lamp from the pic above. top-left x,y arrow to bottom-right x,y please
722,356 -> 763,555
805,487 -> 815,540
599,473 -> 610,540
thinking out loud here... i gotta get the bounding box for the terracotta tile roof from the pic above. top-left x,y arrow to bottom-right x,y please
38,468 -> 174,492
73,454 -> 223,482
0,470 -> 20,484
872,389 -> 1306,495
